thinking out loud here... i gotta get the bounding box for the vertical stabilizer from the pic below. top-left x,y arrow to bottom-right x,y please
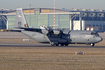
14,8 -> 28,28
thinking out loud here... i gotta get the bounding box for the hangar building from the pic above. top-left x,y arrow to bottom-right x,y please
1,8 -> 105,32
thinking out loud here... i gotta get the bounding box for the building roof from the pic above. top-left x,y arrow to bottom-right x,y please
0,8 -> 105,14
61,8 -> 105,12
0,9 -> 15,13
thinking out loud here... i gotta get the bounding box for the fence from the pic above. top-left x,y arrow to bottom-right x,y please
0,54 -> 105,70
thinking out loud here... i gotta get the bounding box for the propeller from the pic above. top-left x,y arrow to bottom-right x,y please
40,25 -> 64,38
47,27 -> 53,36
57,29 -> 64,38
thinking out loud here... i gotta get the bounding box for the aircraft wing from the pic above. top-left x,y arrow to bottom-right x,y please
19,27 -> 42,32
10,30 -> 22,32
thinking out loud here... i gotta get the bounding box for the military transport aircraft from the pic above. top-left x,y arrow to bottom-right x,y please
13,8 -> 103,46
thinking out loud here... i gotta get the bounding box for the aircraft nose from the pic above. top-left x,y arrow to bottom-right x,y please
101,37 -> 103,41
96,37 -> 103,42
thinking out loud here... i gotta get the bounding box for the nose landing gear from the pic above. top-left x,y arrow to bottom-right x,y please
91,43 -> 95,47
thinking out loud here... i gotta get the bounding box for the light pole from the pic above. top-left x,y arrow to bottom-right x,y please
29,4 -> 31,26
53,0 -> 55,29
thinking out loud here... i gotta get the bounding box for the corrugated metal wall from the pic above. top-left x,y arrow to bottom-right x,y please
7,14 -> 71,29
7,14 -> 105,32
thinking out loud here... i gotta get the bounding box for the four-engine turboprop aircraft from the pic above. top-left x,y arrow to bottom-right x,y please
13,8 -> 103,46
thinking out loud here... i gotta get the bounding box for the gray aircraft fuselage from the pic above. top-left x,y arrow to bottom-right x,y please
21,30 -> 102,46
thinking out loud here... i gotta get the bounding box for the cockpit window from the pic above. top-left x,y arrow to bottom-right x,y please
91,32 -> 99,36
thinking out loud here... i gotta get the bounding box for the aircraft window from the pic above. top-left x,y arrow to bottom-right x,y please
96,34 -> 99,36
91,32 -> 99,36
91,32 -> 96,35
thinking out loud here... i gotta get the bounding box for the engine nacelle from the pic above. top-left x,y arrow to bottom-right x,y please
41,27 -> 63,35
53,30 -> 60,34
41,29 -> 49,35
40,25 -> 48,29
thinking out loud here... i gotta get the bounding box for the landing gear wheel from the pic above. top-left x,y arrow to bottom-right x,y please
51,44 -> 54,46
91,43 -> 95,47
51,42 -> 55,46
65,43 -> 68,46
56,44 -> 59,46
61,44 -> 64,46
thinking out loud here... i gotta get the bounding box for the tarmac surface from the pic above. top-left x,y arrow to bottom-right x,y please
0,32 -> 104,70
0,42 -> 105,48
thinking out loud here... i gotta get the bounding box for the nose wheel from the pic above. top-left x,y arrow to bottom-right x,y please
91,43 -> 95,46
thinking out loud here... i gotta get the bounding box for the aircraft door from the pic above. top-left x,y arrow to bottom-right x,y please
68,34 -> 71,43
43,35 -> 47,42
64,34 -> 71,43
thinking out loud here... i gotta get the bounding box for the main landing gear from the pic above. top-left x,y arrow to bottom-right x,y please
50,42 -> 69,46
61,43 -> 69,46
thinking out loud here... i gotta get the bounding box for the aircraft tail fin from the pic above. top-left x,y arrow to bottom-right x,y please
14,8 -> 29,28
